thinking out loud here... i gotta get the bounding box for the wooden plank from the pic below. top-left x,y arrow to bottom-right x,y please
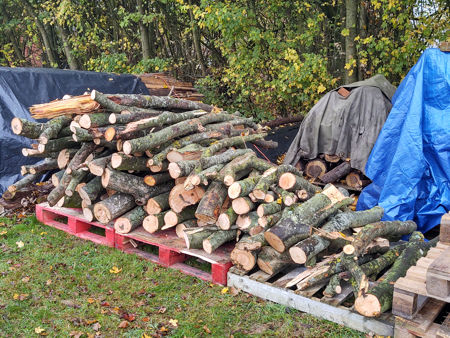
249,270 -> 272,282
437,314 -> 450,338
273,267 -> 307,288
321,282 -> 354,307
227,273 -> 394,336
441,213 -> 450,244
392,288 -> 429,319
296,280 -> 328,298
395,276 -> 450,303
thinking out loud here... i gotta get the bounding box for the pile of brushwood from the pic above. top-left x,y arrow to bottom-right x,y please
8,92 -> 437,318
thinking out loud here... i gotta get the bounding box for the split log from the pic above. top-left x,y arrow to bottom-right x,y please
321,161 -> 351,184
88,155 -> 112,176
111,153 -> 148,171
37,136 -> 78,154
184,228 -> 216,249
257,246 -> 293,275
102,168 -> 174,205
305,159 -> 327,179
38,116 -> 72,144
289,206 -> 384,264
142,211 -> 168,233
195,181 -> 228,224
169,183 -> 205,213
11,117 -> 46,138
57,149 -> 79,169
232,197 -> 255,215
257,201 -> 282,217
114,206 -> 146,234
203,229 -> 237,254
343,220 -> 417,256
93,193 -> 136,224
145,191 -> 170,214
236,212 -> 259,233
354,235 -> 438,317
144,173 -> 172,187
217,207 -> 238,230
278,172 -> 321,196
163,206 -> 197,228
78,176 -> 103,205
175,220 -> 198,238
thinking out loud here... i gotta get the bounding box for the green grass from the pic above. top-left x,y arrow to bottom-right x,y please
0,215 -> 363,337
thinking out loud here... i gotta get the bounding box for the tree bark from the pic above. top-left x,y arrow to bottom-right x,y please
78,176 -> 103,205
217,207 -> 238,230
38,116 -> 72,144
184,164 -> 225,190
321,161 -> 352,184
21,158 -> 58,175
175,219 -> 198,238
252,165 -> 303,200
203,229 -> 237,254
37,136 -> 78,154
114,206 -> 146,234
55,23 -> 79,70
236,211 -> 259,233
256,201 -> 282,217
7,173 -> 41,193
93,193 -> 136,224
183,228 -> 216,249
145,191 -> 170,214
11,118 -> 46,139
79,113 -> 112,129
144,172 -> 172,187
228,175 -> 261,199
137,0 -> 151,60
111,153 -> 148,171
88,155 -> 112,176
257,246 -> 293,275
201,133 -> 267,158
345,0 -> 358,83
195,181 -> 228,224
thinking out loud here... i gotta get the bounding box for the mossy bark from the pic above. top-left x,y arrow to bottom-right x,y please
38,136 -> 78,154
114,206 -> 146,234
257,201 -> 282,217
201,133 -> 267,158
93,193 -> 136,224
11,117 -> 46,139
111,153 -> 148,171
217,207 -> 238,230
257,246 -> 293,275
145,191 -> 170,214
78,176 -> 103,205
38,116 -> 72,144
195,181 -> 228,224
203,229 -> 237,254
8,173 -> 41,192
184,228 -> 216,249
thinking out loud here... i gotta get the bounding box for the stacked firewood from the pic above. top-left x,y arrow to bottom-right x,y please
297,155 -> 369,190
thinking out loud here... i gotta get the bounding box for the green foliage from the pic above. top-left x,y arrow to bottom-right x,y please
86,53 -> 172,74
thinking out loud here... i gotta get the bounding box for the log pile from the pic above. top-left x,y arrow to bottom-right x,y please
296,155 -> 370,190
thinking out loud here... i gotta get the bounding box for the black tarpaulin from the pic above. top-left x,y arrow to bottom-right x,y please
0,67 -> 149,193
283,74 -> 396,173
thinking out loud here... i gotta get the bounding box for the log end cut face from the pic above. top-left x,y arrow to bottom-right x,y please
354,294 -> 381,317
264,231 -> 285,253
289,246 -> 307,264
114,218 -> 132,234
93,203 -> 112,224
231,249 -> 256,271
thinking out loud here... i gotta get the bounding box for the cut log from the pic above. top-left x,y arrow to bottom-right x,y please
217,207 -> 238,230
354,235 -> 438,317
168,160 -> 197,178
7,173 -> 41,193
109,111 -> 161,124
65,170 -> 88,197
163,206 -> 197,228
289,206 -> 384,264
57,149 -> 78,169
38,116 -> 72,144
345,171 -> 370,189
144,173 -> 172,187
231,248 -> 258,272
88,155 -> 112,176
21,158 -> 58,175
184,228 -> 216,249
56,193 -> 82,208
142,211 -> 169,233
343,220 -> 417,256
232,197 -> 255,215
257,201 -> 282,217
324,154 -> 341,163
264,191 -> 276,203
199,148 -> 253,169
79,112 -> 111,129
11,117 -> 46,138
82,204 -> 95,222
195,181 -> 228,224
257,212 -> 282,230
166,143 -> 204,162
203,229 -> 237,254
228,175 -> 261,199
51,170 -> 65,187
219,153 -> 255,186
111,153 -> 148,171
145,191 -> 170,214
114,206 -> 146,234
201,133 -> 267,158
305,159 -> 327,179
175,220 -> 198,238
38,136 -> 78,154
149,160 -> 169,173
236,212 -> 259,233
253,165 -> 303,200
257,246 -> 293,275
93,193 -> 136,224
169,183 -> 205,213
321,161 -> 352,184
184,164 -> 225,190
278,172 -> 321,196
66,142 -> 97,175
78,176 -> 103,205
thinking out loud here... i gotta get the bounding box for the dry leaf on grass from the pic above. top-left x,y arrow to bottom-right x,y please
118,321 -> 129,329
169,319 -> 178,327
203,325 -> 211,334
16,241 -> 24,248
157,306 -> 167,314
109,266 -> 122,274
92,322 -> 101,331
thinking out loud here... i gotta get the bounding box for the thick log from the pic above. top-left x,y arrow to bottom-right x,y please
56,193 -> 83,208
102,168 -> 174,205
145,191 -> 170,214
231,248 -> 258,272
93,193 -> 136,224
236,211 -> 259,233
184,164 -> 225,190
203,229 -> 237,254
91,90 -> 159,115
51,170 -> 65,187
324,154 -> 341,163
343,220 -> 417,256
305,159 -> 327,179
169,183 -> 205,213
21,158 -> 58,175
78,176 -> 103,205
166,143 -> 204,162
82,204 -> 95,222
264,191 -> 276,203
38,116 -> 71,144
257,201 -> 282,217
289,206 -> 384,264
175,219 -> 198,238
79,113 -> 111,129
168,160 -> 197,178
217,207 -> 238,230
37,136 -> 78,154
11,117 -> 46,138
111,153 -> 148,171
228,175 -> 264,199
142,211 -> 168,233
114,206 -> 146,234
184,228 -> 216,249
7,173 -> 41,193
253,165 -> 303,200
345,171 -> 370,189
235,233 -> 267,251
57,149 -> 78,169
257,246 -> 293,275
144,173 -> 171,187
88,155 -> 112,176
321,161 -> 352,184
122,112 -> 233,154
219,153 -> 255,186
163,206 -> 197,228
278,172 -> 321,196
354,235 -> 438,317
195,181 -> 228,224
232,197 -> 255,215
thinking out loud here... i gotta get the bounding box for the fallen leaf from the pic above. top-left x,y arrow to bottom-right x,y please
159,326 -> 168,332
157,306 -> 167,314
142,317 -> 150,322
111,307 -> 120,314
61,300 -> 80,309
109,266 -> 122,274
100,301 -> 110,307
87,298 -> 95,304
142,334 -> 151,338
169,319 -> 178,327
40,232 -> 47,236
203,325 -> 211,334
229,287 -> 240,296
46,279 -> 52,286
19,294 -> 29,301
92,322 -> 101,331
0,230 -> 7,235
221,287 -> 229,294
118,320 -> 129,329
22,276 -> 30,283
16,241 -> 24,248
69,331 -> 83,338
34,327 -> 46,334
85,319 -> 97,325
121,313 -> 136,322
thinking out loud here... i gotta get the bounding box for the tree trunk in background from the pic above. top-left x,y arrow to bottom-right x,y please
188,0 -> 206,76
345,0 -> 357,83
358,1 -> 368,81
55,23 -> 79,70
1,5 -> 25,64
138,0 -> 151,60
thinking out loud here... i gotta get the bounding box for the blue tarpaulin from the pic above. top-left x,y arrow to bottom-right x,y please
357,48 -> 450,233
0,67 -> 149,194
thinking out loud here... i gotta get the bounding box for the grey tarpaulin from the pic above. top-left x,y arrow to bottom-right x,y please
283,74 -> 396,173
0,67 -> 149,194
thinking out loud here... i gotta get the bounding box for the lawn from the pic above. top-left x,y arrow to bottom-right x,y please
0,215 -> 363,337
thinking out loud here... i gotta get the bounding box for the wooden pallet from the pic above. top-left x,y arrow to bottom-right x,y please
115,227 -> 233,285
36,203 -> 115,247
393,242 -> 450,319
394,298 -> 449,337
227,266 -> 394,336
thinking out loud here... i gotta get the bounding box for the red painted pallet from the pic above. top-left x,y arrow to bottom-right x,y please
115,227 -> 233,285
36,203 -> 115,247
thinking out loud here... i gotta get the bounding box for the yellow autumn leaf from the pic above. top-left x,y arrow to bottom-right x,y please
169,319 -> 178,327
40,232 -> 47,236
34,327 -> 46,334
0,230 -> 7,235
109,266 -> 122,274
317,84 -> 326,94
276,197 -> 282,204
13,293 -> 19,300
221,287 -> 228,294
87,298 -> 95,304
16,241 -> 24,248
142,334 -> 151,338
